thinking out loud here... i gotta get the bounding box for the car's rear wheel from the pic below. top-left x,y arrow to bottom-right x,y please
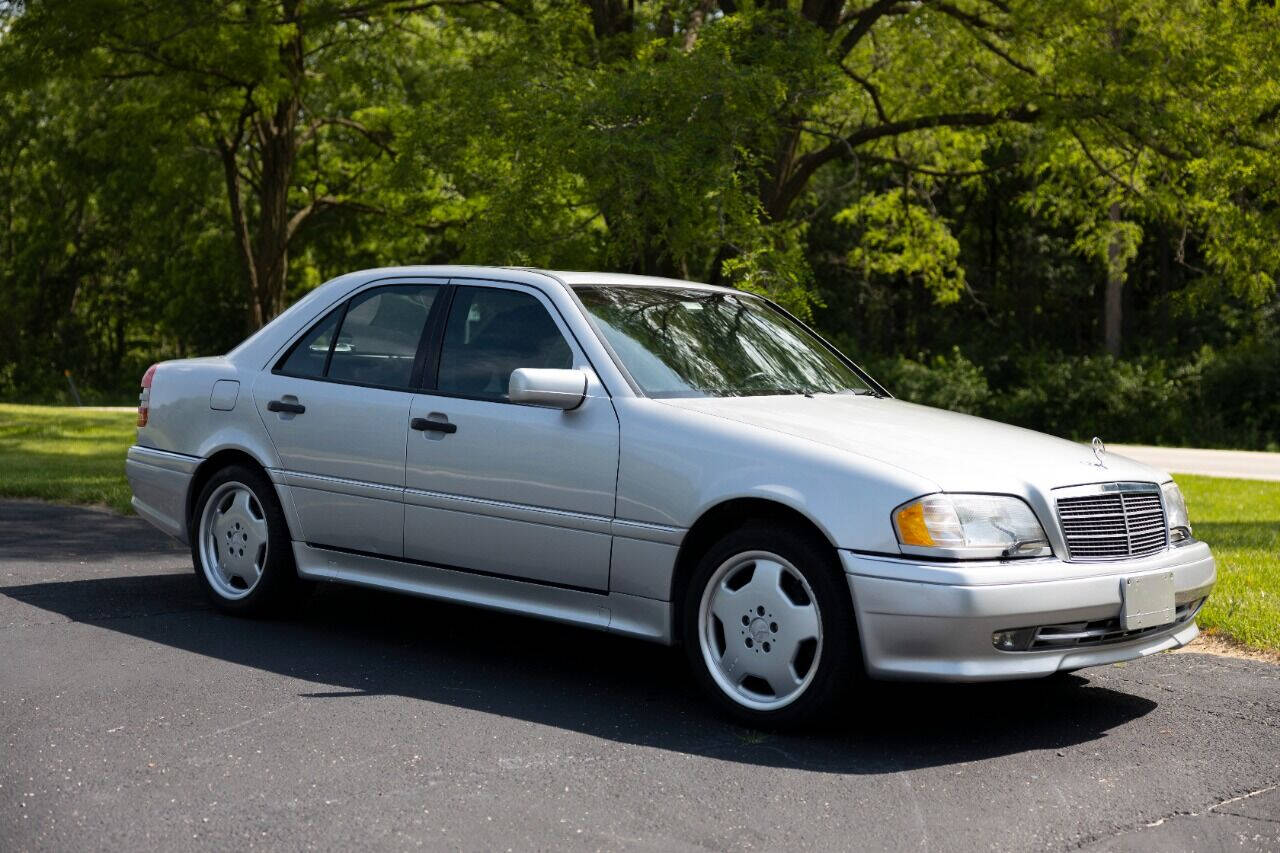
191,464 -> 300,615
682,522 -> 862,727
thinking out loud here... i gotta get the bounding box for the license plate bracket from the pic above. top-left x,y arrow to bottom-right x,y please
1120,572 -> 1176,631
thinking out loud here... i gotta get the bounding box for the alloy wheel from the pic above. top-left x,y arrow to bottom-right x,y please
697,550 -> 824,711
198,481 -> 270,600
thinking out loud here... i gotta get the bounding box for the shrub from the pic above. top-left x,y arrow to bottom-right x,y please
1193,340 -> 1280,451
864,347 -> 991,415
993,355 -> 1192,445
860,343 -> 1277,450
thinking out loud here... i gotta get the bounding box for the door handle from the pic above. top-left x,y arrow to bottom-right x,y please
410,417 -> 456,434
267,400 -> 306,414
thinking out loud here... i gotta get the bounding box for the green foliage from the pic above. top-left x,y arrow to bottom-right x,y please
864,348 -> 990,415
997,355 -> 1191,444
0,0 -> 1276,452
1194,340 -> 1280,451
718,222 -> 819,319
836,190 -> 966,305
404,7 -> 828,281
869,342 -> 1280,451
1017,0 -> 1280,305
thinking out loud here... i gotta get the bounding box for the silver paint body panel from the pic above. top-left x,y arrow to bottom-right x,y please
254,373 -> 413,557
127,265 -> 1216,679
125,446 -> 200,542
508,367 -> 588,409
403,278 -> 620,590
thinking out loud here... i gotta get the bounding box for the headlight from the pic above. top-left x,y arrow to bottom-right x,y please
1161,481 -> 1192,543
893,493 -> 1051,559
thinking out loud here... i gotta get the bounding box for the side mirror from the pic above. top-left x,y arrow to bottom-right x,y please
508,368 -> 588,410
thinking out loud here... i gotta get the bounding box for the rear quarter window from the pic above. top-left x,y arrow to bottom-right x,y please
277,308 -> 341,378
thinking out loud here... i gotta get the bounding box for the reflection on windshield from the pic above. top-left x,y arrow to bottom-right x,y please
575,286 -> 873,398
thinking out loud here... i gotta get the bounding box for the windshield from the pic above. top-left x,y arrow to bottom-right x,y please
574,286 -> 874,398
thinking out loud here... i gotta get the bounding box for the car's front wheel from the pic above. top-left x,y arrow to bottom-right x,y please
682,523 -> 863,727
191,464 -> 300,615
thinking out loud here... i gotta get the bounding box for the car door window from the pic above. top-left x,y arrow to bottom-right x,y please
328,286 -> 438,388
277,285 -> 438,389
436,287 -> 572,401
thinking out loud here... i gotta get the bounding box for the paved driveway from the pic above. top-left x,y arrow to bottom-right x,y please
1110,445 -> 1280,482
2,501 -> 1278,851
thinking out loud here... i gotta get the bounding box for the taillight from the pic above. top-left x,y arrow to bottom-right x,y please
137,363 -> 158,427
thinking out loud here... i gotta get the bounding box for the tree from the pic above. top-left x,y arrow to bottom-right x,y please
404,0 -> 1279,333
0,68 -> 231,395
2,0 -> 1277,425
1016,0 -> 1280,355
6,0 -> 440,327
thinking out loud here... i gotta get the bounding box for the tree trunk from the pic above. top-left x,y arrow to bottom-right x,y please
221,8 -> 304,331
250,100 -> 299,326
1104,202 -> 1124,357
224,105 -> 298,330
585,0 -> 632,41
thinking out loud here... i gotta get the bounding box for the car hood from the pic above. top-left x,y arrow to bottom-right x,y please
658,394 -> 1169,494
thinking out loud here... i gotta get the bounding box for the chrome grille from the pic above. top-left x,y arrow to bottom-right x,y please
1056,485 -> 1168,561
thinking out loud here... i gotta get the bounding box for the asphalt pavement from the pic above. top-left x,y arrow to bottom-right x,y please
2,500 -> 1278,851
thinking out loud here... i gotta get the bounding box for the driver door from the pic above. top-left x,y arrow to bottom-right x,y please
403,282 -> 620,590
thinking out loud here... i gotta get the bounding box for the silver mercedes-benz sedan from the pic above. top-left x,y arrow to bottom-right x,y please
125,266 -> 1215,725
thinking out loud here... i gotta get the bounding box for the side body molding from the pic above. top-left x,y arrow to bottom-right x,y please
292,542 -> 673,643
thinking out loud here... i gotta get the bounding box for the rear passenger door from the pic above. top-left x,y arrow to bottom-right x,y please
255,281 -> 444,557
403,282 -> 620,590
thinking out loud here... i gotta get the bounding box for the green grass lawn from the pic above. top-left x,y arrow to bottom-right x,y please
0,403 -> 1276,650
1177,474 -> 1280,652
0,403 -> 137,514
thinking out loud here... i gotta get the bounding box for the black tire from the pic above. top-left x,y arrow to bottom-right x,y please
681,521 -> 863,728
189,464 -> 303,616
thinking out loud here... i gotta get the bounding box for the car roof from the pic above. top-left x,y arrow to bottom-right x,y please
535,269 -> 738,294
339,265 -> 739,295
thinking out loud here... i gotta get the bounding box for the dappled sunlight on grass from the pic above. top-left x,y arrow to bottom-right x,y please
0,404 -> 136,513
1178,474 -> 1280,652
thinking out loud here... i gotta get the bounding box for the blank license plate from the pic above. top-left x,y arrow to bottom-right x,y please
1121,572 -> 1176,631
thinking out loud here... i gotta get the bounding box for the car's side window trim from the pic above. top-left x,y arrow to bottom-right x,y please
270,281 -> 446,394
320,299 -> 351,379
264,274 -> 617,401
420,284 -> 457,392
272,304 -> 344,380
262,275 -> 450,373
412,283 -> 453,391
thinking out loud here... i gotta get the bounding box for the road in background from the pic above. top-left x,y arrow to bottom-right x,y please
2,501 -> 1278,851
1110,444 -> 1280,481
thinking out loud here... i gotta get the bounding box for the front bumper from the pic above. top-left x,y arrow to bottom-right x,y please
841,540 -> 1215,681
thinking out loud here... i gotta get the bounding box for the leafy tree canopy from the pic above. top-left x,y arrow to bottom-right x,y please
0,0 -> 1276,444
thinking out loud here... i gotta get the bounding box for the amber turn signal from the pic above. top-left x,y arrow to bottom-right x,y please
894,501 -> 935,547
